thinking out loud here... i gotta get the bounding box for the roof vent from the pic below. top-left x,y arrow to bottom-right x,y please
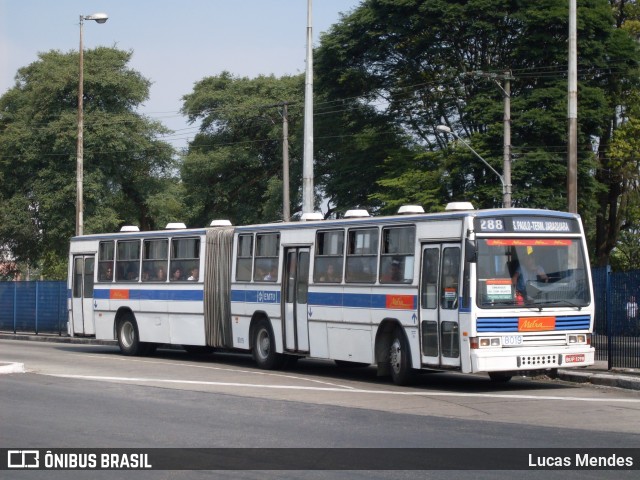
344,209 -> 370,218
210,219 -> 232,227
397,205 -> 425,215
301,212 -> 324,221
165,222 -> 187,229
445,202 -> 475,211
120,225 -> 140,232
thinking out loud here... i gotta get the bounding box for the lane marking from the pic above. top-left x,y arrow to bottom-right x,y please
44,373 -> 640,403
70,353 -> 358,390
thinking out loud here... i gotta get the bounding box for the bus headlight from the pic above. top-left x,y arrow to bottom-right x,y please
567,334 -> 588,345
472,337 -> 501,348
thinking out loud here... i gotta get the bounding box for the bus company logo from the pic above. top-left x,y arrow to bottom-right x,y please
385,295 -> 415,310
109,289 -> 130,300
257,291 -> 278,303
518,316 -> 556,332
8,450 -> 40,468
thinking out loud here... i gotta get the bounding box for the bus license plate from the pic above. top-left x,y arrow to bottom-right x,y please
564,354 -> 585,364
502,335 -> 523,346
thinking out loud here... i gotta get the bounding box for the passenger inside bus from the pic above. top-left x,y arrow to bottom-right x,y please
381,258 -> 403,282
512,254 -> 547,296
100,266 -> 113,281
318,263 -> 340,283
171,268 -> 183,281
188,267 -> 199,281
155,266 -> 166,281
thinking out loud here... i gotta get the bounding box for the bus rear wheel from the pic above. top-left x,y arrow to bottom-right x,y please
117,315 -> 155,356
389,328 -> 414,385
252,319 -> 283,370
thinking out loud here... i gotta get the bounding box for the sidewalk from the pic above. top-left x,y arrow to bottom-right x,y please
555,360 -> 640,391
1,332 -> 639,390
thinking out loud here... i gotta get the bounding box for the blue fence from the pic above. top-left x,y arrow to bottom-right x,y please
0,281 -> 68,335
592,267 -> 640,369
0,273 -> 638,368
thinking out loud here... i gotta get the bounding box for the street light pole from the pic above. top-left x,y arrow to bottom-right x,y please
465,70 -> 513,207
436,125 -> 507,207
77,13 -> 108,236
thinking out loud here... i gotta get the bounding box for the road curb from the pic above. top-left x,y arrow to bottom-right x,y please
556,369 -> 640,391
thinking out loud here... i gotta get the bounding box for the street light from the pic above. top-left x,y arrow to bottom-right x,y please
77,12 -> 108,236
436,125 -> 508,208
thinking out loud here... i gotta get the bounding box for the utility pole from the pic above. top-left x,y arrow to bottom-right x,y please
264,101 -> 294,222
282,102 -> 290,222
567,0 -> 578,213
467,71 -> 514,208
302,0 -> 314,214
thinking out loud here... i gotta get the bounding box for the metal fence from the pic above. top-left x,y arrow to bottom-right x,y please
0,281 -> 67,335
592,266 -> 640,369
0,272 -> 639,368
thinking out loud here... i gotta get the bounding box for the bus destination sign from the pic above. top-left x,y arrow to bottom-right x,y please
475,217 -> 579,234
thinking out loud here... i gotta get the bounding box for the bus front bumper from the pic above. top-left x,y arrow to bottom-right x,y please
470,346 -> 595,374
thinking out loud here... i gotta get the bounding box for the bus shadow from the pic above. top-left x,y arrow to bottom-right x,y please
162,347 -> 576,394
55,344 -> 575,394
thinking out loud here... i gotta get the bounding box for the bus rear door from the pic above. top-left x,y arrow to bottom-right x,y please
71,254 -> 96,336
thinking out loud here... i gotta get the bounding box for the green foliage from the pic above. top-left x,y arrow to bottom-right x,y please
181,73 -> 304,225
314,0 -> 640,266
0,48 -> 177,276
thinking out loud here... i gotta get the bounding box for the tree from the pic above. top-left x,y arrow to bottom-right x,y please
314,0 -> 640,266
181,72 -> 305,226
0,48 -> 176,276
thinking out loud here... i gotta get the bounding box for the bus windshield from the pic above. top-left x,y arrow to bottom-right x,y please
476,238 -> 590,309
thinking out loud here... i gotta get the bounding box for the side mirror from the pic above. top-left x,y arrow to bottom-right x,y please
465,239 -> 477,263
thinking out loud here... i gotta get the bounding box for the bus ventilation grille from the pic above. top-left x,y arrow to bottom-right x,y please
517,355 -> 559,368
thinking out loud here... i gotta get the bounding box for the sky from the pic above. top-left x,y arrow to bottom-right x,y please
0,0 -> 362,149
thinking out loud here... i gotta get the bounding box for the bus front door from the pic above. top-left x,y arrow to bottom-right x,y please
283,247 -> 310,353
71,255 -> 95,336
419,244 -> 461,368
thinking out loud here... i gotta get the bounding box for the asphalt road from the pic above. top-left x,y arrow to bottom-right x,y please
1,340 -> 639,480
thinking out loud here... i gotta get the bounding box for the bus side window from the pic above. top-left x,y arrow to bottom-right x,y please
236,234 -> 253,282
170,237 -> 200,282
314,230 -> 344,283
379,226 -> 415,284
142,238 -> 168,282
345,228 -> 378,283
254,233 -> 279,282
98,241 -> 114,282
116,240 -> 141,282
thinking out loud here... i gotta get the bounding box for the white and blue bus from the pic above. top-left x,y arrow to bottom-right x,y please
68,203 -> 594,384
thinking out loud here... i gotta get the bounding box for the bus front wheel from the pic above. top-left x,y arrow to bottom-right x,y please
252,319 -> 283,370
389,328 -> 414,385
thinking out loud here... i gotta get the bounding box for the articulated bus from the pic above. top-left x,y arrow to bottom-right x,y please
68,203 -> 595,384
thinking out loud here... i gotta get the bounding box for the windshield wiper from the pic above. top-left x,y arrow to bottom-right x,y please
530,299 -> 583,310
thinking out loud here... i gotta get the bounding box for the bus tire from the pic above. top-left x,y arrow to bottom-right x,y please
389,328 -> 415,385
488,372 -> 512,383
117,314 -> 143,356
252,319 -> 283,370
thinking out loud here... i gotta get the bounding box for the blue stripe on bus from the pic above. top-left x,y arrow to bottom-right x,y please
477,315 -> 591,332
230,290 -> 418,310
230,289 -> 281,304
307,292 -> 417,310
93,289 -> 203,301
